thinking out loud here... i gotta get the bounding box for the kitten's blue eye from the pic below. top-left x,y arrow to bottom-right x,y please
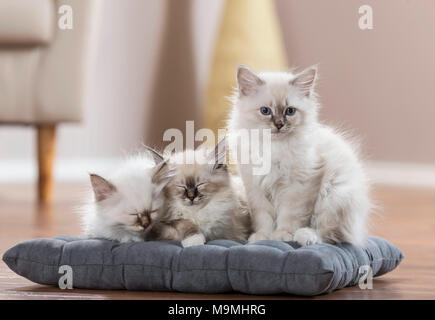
285,107 -> 296,116
260,106 -> 271,115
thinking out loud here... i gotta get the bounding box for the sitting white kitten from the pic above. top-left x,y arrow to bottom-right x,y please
163,142 -> 252,246
80,149 -> 173,243
228,65 -> 371,246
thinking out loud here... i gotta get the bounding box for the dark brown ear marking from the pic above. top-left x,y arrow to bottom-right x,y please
151,160 -> 175,185
89,173 -> 117,202
214,163 -> 227,171
237,65 -> 265,96
143,145 -> 164,164
291,65 -> 318,97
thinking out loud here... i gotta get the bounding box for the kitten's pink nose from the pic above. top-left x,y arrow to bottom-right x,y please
136,213 -> 150,228
187,191 -> 195,199
274,122 -> 284,130
186,188 -> 198,202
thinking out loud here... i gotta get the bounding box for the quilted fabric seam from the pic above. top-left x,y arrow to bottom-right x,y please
3,256 -> 397,271
2,257 -> 347,276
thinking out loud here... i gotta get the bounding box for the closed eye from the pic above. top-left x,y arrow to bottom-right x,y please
128,208 -> 158,216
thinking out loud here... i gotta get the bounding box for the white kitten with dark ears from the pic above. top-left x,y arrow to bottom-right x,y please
80,150 -> 174,243
228,65 -> 371,246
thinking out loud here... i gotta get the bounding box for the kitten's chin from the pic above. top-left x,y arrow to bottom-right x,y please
182,198 -> 207,209
185,201 -> 200,207
271,129 -> 293,139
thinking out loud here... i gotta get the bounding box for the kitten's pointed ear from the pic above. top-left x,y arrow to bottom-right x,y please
209,137 -> 227,171
237,65 -> 265,97
143,145 -> 164,164
151,160 -> 175,187
89,174 -> 117,202
291,65 -> 318,97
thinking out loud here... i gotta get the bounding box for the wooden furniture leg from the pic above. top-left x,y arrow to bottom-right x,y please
36,124 -> 56,204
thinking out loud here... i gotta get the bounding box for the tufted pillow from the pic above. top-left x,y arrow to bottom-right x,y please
2,235 -> 403,296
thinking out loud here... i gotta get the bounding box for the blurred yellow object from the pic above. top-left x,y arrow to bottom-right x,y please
204,0 -> 287,134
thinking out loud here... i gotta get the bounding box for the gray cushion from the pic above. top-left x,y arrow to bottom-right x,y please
2,236 -> 403,296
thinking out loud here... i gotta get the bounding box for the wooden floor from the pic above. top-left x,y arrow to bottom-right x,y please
0,182 -> 434,300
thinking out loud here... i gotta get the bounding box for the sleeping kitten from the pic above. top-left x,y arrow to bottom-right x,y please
80,148 -> 174,243
162,141 -> 252,247
228,65 -> 371,246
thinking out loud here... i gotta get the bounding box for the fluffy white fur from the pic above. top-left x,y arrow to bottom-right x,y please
165,147 -> 251,245
80,153 -> 172,243
228,65 -> 371,246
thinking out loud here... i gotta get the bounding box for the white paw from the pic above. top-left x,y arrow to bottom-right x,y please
248,232 -> 269,243
293,228 -> 319,246
269,229 -> 293,241
181,233 -> 206,247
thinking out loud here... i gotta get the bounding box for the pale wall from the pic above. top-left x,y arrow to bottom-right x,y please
276,0 -> 435,163
1,0 -> 434,182
0,0 -> 223,163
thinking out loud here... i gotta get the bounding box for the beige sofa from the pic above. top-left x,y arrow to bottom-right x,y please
0,0 -> 98,203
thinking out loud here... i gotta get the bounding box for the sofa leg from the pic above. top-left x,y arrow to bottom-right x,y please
36,124 -> 56,204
